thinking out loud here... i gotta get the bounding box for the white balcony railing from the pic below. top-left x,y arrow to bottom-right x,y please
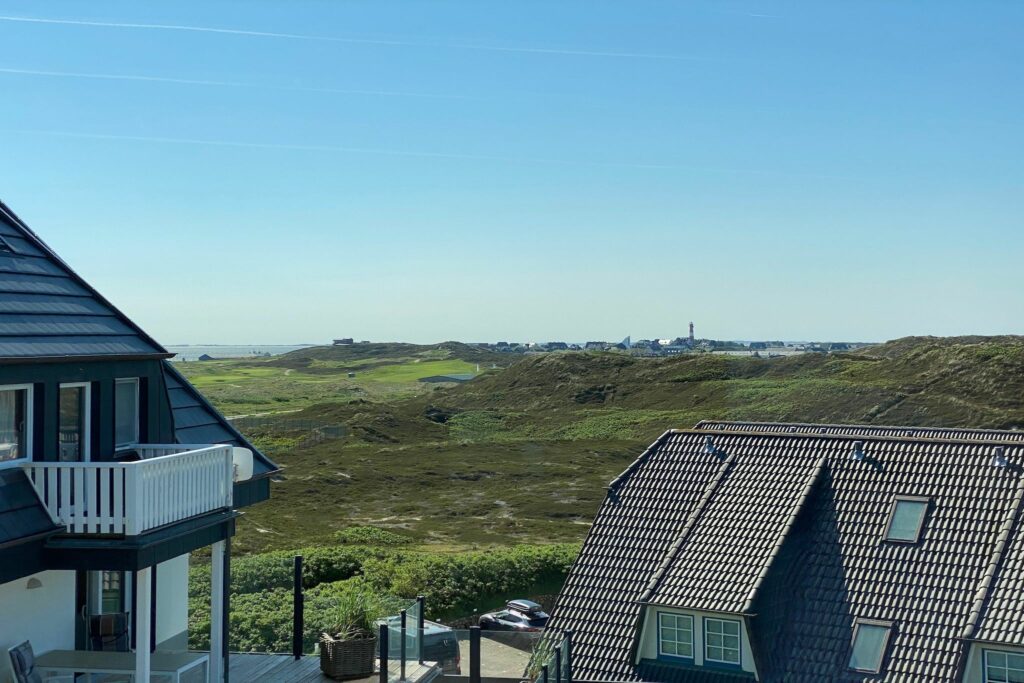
23,444 -> 234,536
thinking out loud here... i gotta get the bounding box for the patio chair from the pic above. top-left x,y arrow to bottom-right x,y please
7,641 -> 73,683
87,612 -> 130,652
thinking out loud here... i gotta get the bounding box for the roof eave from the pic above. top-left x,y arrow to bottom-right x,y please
0,352 -> 175,365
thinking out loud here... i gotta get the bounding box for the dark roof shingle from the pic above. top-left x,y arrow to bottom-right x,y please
0,201 -> 167,361
548,423 -> 1024,682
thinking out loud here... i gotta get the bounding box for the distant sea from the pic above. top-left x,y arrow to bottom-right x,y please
165,344 -> 316,362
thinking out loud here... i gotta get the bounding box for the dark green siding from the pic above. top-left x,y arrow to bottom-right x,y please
0,358 -> 173,462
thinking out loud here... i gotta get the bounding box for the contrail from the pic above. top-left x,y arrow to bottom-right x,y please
0,128 -> 848,179
0,67 -> 476,100
0,15 -> 703,61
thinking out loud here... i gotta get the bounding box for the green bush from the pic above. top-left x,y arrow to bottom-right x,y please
189,543 -> 580,652
335,526 -> 412,546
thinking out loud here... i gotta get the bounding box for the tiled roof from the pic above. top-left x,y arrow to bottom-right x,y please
547,424 -> 1024,682
0,201 -> 167,361
695,420 -> 1024,442
162,362 -> 278,478
0,468 -> 60,546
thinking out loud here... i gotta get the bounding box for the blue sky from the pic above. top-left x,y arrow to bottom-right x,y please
0,1 -> 1021,344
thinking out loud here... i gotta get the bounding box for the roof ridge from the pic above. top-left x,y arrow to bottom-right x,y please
0,199 -> 170,358
741,457 -> 827,613
694,420 -> 1023,438
672,427 -> 1024,448
637,450 -> 737,605
961,474 -> 1024,640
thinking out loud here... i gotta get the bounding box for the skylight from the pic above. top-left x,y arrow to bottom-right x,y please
885,497 -> 929,543
849,620 -> 891,673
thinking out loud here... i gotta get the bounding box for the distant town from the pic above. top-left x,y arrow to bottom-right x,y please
331,323 -> 873,359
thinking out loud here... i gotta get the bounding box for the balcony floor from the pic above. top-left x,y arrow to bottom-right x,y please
228,653 -> 438,682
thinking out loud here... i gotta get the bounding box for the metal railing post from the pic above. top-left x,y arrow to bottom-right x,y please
469,626 -> 481,683
379,623 -> 389,683
542,664 -> 549,683
400,609 -> 407,681
555,646 -> 562,683
417,595 -> 425,664
292,556 -> 304,660
565,630 -> 573,683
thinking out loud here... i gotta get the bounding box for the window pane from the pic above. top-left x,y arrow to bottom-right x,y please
1008,669 -> 1024,683
723,621 -> 740,636
1009,654 -> 1024,670
988,667 -> 1008,683
887,500 -> 927,541
115,380 -> 138,447
708,633 -> 723,647
59,386 -> 85,462
850,624 -> 889,672
707,620 -> 722,634
707,646 -> 723,661
0,389 -> 27,462
662,641 -> 677,655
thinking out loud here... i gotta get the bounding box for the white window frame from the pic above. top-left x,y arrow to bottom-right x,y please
984,649 -> 1024,683
0,383 -> 33,469
849,619 -> 892,674
703,617 -> 742,666
657,612 -> 694,660
58,382 -> 91,462
114,378 -> 140,450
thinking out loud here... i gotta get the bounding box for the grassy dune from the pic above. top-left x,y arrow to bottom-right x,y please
185,336 -> 1024,555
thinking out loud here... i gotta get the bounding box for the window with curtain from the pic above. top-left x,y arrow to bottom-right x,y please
0,387 -> 29,463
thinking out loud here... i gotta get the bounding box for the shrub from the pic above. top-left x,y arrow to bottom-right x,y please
335,526 -> 412,546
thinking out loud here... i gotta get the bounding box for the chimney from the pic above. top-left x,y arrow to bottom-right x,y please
689,322 -> 695,344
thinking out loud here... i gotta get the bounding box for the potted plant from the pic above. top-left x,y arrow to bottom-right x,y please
320,591 -> 379,680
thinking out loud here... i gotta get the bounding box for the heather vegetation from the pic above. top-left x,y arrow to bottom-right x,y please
181,336 -> 1024,650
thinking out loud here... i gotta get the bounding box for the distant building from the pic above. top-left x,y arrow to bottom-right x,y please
198,353 -> 216,361
546,342 -> 569,351
333,338 -> 354,346
585,341 -> 607,351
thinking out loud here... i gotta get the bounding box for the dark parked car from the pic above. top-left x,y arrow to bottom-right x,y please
478,599 -> 550,632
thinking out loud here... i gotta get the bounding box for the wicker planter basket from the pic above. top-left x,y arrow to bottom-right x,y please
319,633 -> 378,680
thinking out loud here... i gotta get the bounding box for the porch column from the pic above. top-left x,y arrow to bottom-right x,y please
211,539 -> 227,682
135,566 -> 152,683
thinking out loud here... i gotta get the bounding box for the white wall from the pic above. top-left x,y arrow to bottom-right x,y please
636,606 -> 759,678
155,554 -> 190,649
962,642 -> 1024,683
0,571 -> 76,683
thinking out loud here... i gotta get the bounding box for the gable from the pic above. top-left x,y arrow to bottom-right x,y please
0,202 -> 168,362
162,362 -> 277,478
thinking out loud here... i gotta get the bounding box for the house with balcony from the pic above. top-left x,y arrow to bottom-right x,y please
546,420 -> 1024,683
0,200 -> 278,682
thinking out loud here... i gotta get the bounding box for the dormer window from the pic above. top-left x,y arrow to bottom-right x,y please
984,650 -> 1024,683
704,617 -> 741,666
657,613 -> 694,660
849,619 -> 892,673
884,496 -> 930,543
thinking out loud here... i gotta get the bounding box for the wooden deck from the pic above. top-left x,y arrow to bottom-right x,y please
228,653 -> 438,682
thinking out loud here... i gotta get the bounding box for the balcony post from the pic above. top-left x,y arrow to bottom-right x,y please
469,626 -> 481,683
126,465 -> 143,535
210,540 -> 227,682
293,555 -> 304,660
134,566 -> 152,683
378,623 -> 389,683
417,595 -> 425,664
